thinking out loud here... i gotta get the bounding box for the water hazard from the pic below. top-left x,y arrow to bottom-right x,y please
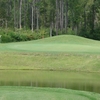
0,70 -> 100,93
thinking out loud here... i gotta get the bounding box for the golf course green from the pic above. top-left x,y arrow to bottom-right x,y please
0,35 -> 100,99
1,35 -> 100,53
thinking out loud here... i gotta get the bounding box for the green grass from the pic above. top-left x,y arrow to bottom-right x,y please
0,86 -> 100,100
1,35 -> 100,53
0,52 -> 100,72
0,35 -> 100,98
0,35 -> 100,71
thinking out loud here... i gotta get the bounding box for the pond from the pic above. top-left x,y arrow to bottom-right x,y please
0,70 -> 100,93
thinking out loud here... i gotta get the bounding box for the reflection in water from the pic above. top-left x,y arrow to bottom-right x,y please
0,70 -> 100,93
0,81 -> 100,93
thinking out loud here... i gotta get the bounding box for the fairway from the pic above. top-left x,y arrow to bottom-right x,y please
0,86 -> 100,100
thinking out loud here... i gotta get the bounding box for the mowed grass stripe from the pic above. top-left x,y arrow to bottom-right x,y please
0,86 -> 100,100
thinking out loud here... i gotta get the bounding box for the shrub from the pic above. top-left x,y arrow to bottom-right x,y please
92,28 -> 100,40
67,28 -> 76,35
1,34 -> 13,43
79,27 -> 100,41
0,28 -> 50,43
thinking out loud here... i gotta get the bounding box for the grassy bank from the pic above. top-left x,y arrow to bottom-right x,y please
0,52 -> 100,72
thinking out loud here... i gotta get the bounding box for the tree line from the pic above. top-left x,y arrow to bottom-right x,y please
0,0 -> 100,41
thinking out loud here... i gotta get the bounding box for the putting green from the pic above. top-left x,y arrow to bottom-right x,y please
1,35 -> 100,54
0,86 -> 100,100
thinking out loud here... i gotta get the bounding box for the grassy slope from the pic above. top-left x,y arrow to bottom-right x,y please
0,52 -> 100,72
0,35 -> 100,71
0,86 -> 100,100
0,35 -> 100,53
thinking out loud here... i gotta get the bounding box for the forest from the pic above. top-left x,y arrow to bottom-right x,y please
0,0 -> 100,42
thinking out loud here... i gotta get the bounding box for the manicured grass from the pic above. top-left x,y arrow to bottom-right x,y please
0,35 -> 100,53
0,86 -> 100,100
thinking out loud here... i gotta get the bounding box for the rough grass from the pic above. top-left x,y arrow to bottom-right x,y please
0,86 -> 100,100
0,52 -> 100,72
